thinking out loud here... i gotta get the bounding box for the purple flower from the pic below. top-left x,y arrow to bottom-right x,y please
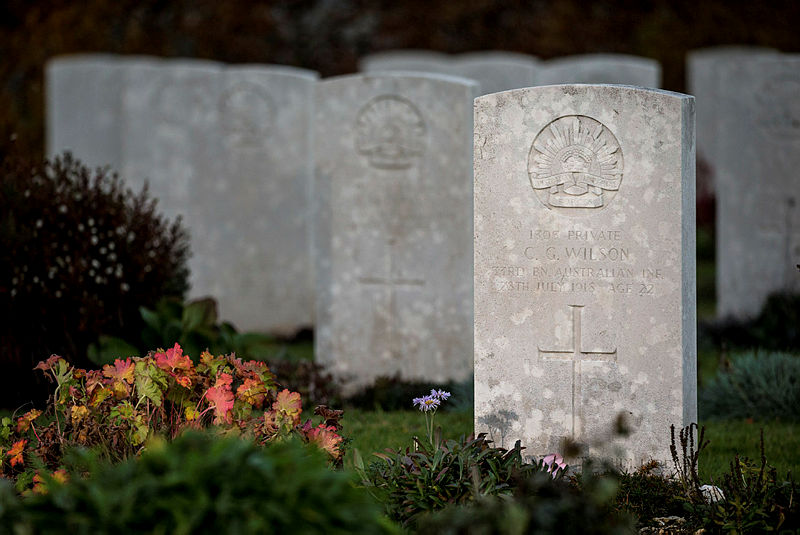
430,389 -> 451,401
413,394 -> 441,412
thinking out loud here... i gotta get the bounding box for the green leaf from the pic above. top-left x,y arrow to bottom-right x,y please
134,361 -> 168,407
87,336 -> 140,366
156,297 -> 184,322
139,306 -> 162,333
182,298 -> 218,331
353,448 -> 365,472
163,320 -> 183,346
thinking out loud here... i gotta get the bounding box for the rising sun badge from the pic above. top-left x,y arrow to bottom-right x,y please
528,115 -> 623,215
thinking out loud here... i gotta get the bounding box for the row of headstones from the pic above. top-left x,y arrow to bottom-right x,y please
45,49 -> 796,465
45,51 -> 662,337
686,47 -> 800,319
359,51 -> 661,93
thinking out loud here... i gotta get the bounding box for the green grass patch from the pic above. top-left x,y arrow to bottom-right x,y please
698,419 -> 800,481
343,408 -> 473,469
341,409 -> 800,484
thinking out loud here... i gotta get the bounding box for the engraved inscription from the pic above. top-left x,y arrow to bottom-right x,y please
356,95 -> 427,170
220,82 -> 275,148
358,239 -> 425,360
537,305 -> 617,439
528,115 -> 623,215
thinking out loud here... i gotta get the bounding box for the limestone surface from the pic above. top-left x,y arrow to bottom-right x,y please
451,52 -> 540,95
314,73 -> 476,391
715,54 -> 800,319
474,85 -> 696,467
687,46 -> 776,198
120,58 -> 318,333
538,54 -> 661,87
46,54 -> 124,171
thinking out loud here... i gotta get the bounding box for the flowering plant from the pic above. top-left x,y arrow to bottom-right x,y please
541,452 -> 568,478
0,344 -> 345,492
412,389 -> 450,445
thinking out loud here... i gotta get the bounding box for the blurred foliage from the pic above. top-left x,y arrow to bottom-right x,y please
0,151 -> 189,409
0,432 -> 393,534
700,351 -> 800,422
87,297 -> 277,366
416,462 -> 635,535
346,375 -> 473,412
2,0 -> 800,160
357,433 -> 549,528
613,465 -> 692,531
699,293 -> 800,352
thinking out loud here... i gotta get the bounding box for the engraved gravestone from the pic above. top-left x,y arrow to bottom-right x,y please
474,85 -> 696,466
203,65 -> 318,333
46,54 -> 123,170
451,52 -> 540,95
716,55 -> 800,319
687,47 -> 776,198
315,73 -> 476,390
121,58 -> 222,223
121,58 -> 223,317
539,54 -> 661,87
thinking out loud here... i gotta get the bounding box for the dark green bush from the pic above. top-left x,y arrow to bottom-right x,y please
358,434 -> 544,528
613,465 -> 694,529
87,296 -> 277,365
699,293 -> 800,352
0,152 -> 189,408
416,466 -> 634,535
0,431 -> 395,534
699,351 -> 800,421
347,375 -> 473,412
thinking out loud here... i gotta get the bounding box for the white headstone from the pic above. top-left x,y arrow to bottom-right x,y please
474,85 -> 696,467
539,54 -> 661,87
209,65 -> 318,333
314,73 -> 476,391
121,57 -> 222,223
122,58 -> 321,333
46,54 -> 123,170
359,50 -> 452,75
716,55 -> 800,319
687,46 -> 776,198
452,52 -> 540,95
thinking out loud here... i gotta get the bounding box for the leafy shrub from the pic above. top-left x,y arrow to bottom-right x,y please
416,465 -> 635,535
705,431 -> 799,533
699,292 -> 800,352
0,344 -> 345,491
0,432 -> 395,534
267,358 -> 342,409
357,434 -> 545,528
347,375 -> 473,412
614,463 -> 694,529
699,351 -> 800,421
89,297 -> 342,407
0,151 -> 189,408
88,297 -> 277,366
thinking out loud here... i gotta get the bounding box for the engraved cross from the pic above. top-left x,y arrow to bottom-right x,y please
538,304 -> 617,439
358,239 -> 425,359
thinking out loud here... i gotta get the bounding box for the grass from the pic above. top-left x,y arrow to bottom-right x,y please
699,419 -> 800,481
343,408 -> 473,470
342,408 -> 800,483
